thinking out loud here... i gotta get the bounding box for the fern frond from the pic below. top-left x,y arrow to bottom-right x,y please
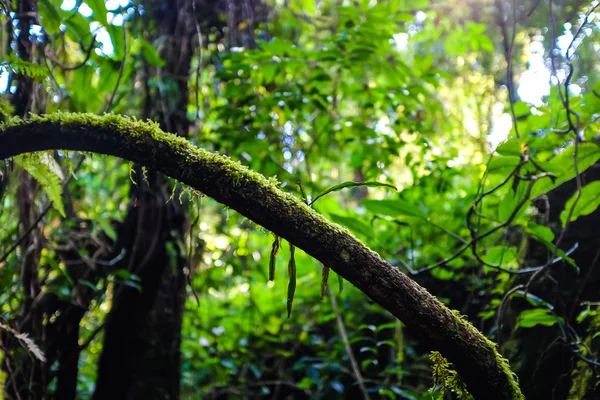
14,152 -> 66,217
0,95 -> 14,119
1,54 -> 48,80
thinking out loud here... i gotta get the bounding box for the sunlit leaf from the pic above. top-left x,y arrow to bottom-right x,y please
560,181 -> 600,226
329,213 -> 375,238
516,308 -> 562,329
311,180 -> 397,205
361,199 -> 427,218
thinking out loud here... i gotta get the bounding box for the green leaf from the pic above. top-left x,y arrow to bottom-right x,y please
526,226 -> 578,270
47,258 -> 73,286
533,143 -> 600,198
513,290 -> 553,309
38,0 -> 62,34
560,181 -> 600,226
487,155 -> 522,174
478,34 -> 495,52
78,279 -> 98,291
311,180 -> 397,205
140,39 -> 165,67
498,179 -> 528,222
526,223 -> 555,243
106,25 -> 125,61
481,246 -> 517,267
361,199 -> 427,218
516,308 -> 562,329
87,0 -> 108,25
97,59 -> 121,93
97,218 -> 117,241
64,13 -> 92,43
496,138 -> 526,156
329,213 -> 375,238
14,153 -> 65,217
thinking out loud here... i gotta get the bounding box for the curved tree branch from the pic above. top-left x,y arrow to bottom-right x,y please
0,113 -> 523,400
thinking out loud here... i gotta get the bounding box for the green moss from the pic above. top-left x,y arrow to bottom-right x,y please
430,351 -> 472,400
448,310 -> 523,400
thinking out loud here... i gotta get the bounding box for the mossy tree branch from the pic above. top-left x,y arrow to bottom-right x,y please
0,113 -> 523,400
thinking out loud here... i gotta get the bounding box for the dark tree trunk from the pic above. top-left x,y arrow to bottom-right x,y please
93,1 -> 194,398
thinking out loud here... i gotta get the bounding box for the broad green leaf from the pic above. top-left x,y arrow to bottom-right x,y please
526,226 -> 578,270
526,223 -> 554,242
516,308 -> 562,329
361,199 -> 427,218
560,181 -> 600,226
97,59 -> 121,93
38,0 -> 62,34
487,155 -> 521,174
311,180 -> 397,205
106,25 -> 125,60
496,138 -> 526,156
140,39 -> 165,67
87,0 -> 108,25
533,143 -> 600,198
64,13 -> 92,43
481,246 -> 517,267
513,101 -> 530,118
513,291 -> 553,309
329,213 -> 375,238
498,179 -> 528,222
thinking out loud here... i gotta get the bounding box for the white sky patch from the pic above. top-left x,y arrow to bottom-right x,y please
61,0 -> 77,10
518,38 -> 550,106
79,3 -> 93,17
393,32 -> 409,51
489,103 -> 513,150
90,22 -> 114,56
106,0 -> 131,9
0,71 -> 8,93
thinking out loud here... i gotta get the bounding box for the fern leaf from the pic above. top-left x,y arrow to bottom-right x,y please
15,153 -> 66,217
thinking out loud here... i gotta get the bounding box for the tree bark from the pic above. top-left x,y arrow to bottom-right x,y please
0,114 -> 524,400
93,0 -> 194,397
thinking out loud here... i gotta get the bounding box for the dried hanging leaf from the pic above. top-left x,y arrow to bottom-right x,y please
269,235 -> 280,281
320,265 -> 330,300
286,243 -> 296,318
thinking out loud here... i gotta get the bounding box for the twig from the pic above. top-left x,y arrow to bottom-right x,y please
328,286 -> 371,400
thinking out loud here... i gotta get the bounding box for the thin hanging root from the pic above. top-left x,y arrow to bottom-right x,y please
320,265 -> 330,300
269,235 -> 280,281
286,242 -> 296,318
338,272 -> 343,295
